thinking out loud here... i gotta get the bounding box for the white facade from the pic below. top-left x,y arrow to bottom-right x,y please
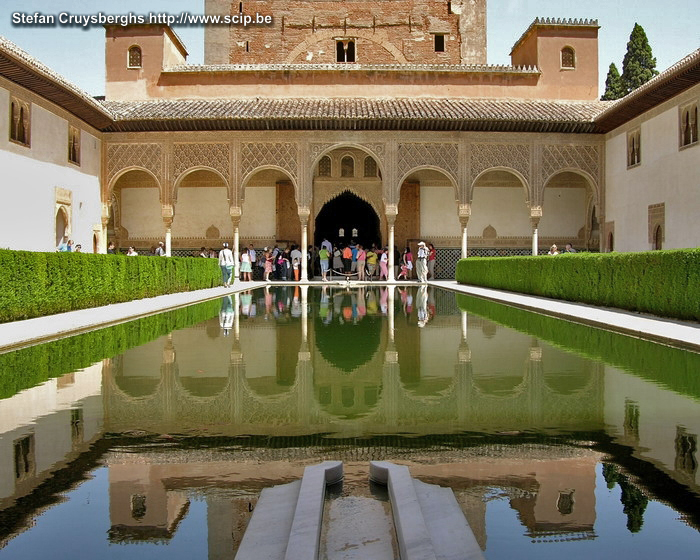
0,77 -> 103,253
604,83 -> 700,252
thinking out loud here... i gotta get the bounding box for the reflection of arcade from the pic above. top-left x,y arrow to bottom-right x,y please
103,287 -> 604,436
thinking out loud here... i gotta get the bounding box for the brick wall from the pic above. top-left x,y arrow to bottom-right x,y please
206,0 -> 486,65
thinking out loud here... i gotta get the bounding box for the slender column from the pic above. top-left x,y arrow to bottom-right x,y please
299,208 -> 310,281
530,207 -> 542,256
388,285 -> 395,342
301,223 -> 309,280
301,285 -> 309,343
162,204 -> 174,256
165,223 -> 172,256
233,225 -> 240,282
459,204 -> 471,259
385,205 -> 397,281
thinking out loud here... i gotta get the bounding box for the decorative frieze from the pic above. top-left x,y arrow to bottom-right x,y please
541,144 -> 600,186
397,142 -> 459,183
470,142 -> 530,180
241,142 -> 298,182
173,143 -> 231,184
107,143 -> 163,185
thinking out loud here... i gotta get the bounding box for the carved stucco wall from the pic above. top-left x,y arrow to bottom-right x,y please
103,134 -> 602,249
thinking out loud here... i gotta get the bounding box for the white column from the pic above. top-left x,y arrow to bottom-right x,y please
165,227 -> 172,257
233,226 -> 240,281
461,224 -> 468,258
301,285 -> 308,343
301,222 -> 308,281
388,223 -> 395,281
532,226 -> 539,256
461,310 -> 468,341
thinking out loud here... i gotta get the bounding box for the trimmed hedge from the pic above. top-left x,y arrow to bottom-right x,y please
0,250 -> 221,323
455,249 -> 700,321
456,293 -> 700,401
0,298 -> 221,400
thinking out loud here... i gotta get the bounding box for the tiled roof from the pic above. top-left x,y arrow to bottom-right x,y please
102,97 -> 606,133
0,36 -> 113,129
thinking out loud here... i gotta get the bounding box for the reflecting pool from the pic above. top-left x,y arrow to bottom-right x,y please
1,285 -> 699,559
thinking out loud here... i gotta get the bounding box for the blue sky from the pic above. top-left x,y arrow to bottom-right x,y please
1,0 -> 698,97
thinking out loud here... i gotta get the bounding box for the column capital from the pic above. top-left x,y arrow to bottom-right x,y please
161,204 -> 174,219
298,207 -> 311,224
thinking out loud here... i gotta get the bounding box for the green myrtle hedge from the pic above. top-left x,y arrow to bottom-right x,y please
456,293 -> 700,401
0,249 -> 221,323
455,249 -> 700,321
0,299 -> 221,399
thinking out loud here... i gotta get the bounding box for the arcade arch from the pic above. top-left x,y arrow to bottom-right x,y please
109,169 -> 162,249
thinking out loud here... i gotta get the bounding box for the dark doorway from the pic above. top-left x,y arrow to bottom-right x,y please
315,191 -> 380,248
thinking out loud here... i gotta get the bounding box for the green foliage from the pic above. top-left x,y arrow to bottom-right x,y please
455,249 -> 700,321
601,63 -> 626,100
0,250 -> 220,323
0,299 -> 221,399
621,23 -> 659,93
455,293 -> 700,401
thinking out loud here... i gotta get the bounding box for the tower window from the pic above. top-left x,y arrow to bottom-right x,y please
434,34 -> 445,53
561,47 -> 575,69
128,45 -> 142,68
336,40 -> 356,63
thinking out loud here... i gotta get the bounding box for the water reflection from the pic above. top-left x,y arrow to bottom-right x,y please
0,287 -> 699,558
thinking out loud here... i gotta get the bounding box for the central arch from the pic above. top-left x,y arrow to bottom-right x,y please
315,191 -> 380,248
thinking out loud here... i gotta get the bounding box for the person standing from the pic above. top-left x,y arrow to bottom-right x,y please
416,241 -> 429,283
333,245 -> 343,274
155,241 -> 166,256
219,242 -> 235,287
290,245 -> 302,281
403,246 -> 413,280
240,247 -> 252,281
264,250 -> 274,281
379,248 -> 389,281
321,237 -> 333,253
127,246 -> 138,256
318,245 -> 330,281
366,247 -> 378,279
427,243 -> 437,279
107,241 -> 116,254
247,244 -> 257,278
356,245 -> 366,281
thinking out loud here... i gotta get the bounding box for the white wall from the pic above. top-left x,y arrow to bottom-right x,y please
0,81 -> 103,252
240,186 -> 276,238
420,186 -> 461,238
470,186 -> 531,237
171,186 -> 232,240
605,84 -> 700,251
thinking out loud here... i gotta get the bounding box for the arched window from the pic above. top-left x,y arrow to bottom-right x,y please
336,40 -> 356,63
128,45 -> 142,68
10,98 -> 30,146
318,155 -> 331,176
681,104 -> 698,147
341,156 -> 354,177
363,156 -> 377,177
653,225 -> 663,250
68,126 -> 80,165
608,232 -> 614,252
561,47 -> 575,69
627,129 -> 641,167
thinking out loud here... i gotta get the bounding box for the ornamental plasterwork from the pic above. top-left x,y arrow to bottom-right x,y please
241,142 -> 298,182
470,142 -> 530,180
107,143 -> 163,185
173,143 -> 230,185
541,144 -> 600,186
309,142 -> 386,170
397,142 -> 459,182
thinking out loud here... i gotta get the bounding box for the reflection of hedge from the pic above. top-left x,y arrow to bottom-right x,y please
0,249 -> 220,323
0,299 -> 221,400
455,250 -> 700,321
456,293 -> 700,401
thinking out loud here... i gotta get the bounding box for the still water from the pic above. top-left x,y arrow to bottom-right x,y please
0,285 -> 699,559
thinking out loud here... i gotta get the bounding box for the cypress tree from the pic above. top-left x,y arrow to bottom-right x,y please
621,23 -> 659,93
601,63 -> 626,100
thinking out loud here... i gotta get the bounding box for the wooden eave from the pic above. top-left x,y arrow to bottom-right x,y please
0,50 -> 113,130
